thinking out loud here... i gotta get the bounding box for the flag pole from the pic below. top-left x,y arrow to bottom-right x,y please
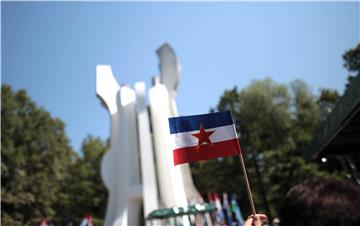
237,142 -> 257,216
231,110 -> 257,217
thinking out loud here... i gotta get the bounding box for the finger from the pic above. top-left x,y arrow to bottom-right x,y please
244,214 -> 267,226
253,214 -> 267,226
247,214 -> 267,220
247,214 -> 254,219
243,217 -> 253,226
256,214 -> 267,220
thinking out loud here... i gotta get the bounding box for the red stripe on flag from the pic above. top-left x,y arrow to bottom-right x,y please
173,139 -> 241,165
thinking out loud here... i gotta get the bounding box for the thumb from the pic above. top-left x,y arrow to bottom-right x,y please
244,214 -> 267,226
253,215 -> 262,226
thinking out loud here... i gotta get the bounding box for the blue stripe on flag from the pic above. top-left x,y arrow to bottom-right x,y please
168,111 -> 234,134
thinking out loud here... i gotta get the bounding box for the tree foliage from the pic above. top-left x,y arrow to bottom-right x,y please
59,136 -> 108,225
343,43 -> 360,86
1,85 -> 108,225
1,85 -> 75,225
317,89 -> 340,120
191,78 -> 341,219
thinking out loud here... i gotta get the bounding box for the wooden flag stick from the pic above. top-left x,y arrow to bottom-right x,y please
238,153 -> 257,217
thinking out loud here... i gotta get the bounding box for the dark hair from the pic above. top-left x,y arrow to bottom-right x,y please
279,177 -> 360,226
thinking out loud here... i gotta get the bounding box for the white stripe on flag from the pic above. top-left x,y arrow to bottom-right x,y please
171,124 -> 238,149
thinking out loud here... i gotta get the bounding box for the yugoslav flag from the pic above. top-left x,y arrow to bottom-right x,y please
223,192 -> 234,226
231,194 -> 245,226
214,192 -> 225,225
168,111 -> 241,165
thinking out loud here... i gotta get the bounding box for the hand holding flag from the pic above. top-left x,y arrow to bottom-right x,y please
168,111 -> 257,217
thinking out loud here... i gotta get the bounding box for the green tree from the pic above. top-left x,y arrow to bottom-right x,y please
191,78 -> 337,219
290,80 -> 321,153
317,88 -> 340,120
1,85 -> 75,226
343,43 -> 360,86
58,135 -> 108,225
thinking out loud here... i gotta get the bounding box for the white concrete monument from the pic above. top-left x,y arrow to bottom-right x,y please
96,67 -> 142,226
156,44 -> 204,205
96,43 -> 204,226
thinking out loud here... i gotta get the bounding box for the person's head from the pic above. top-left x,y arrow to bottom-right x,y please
279,177 -> 360,226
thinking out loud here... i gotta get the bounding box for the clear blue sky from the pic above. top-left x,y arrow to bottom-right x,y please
2,2 -> 359,152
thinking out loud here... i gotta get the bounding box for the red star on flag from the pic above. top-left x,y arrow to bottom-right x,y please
192,124 -> 215,150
